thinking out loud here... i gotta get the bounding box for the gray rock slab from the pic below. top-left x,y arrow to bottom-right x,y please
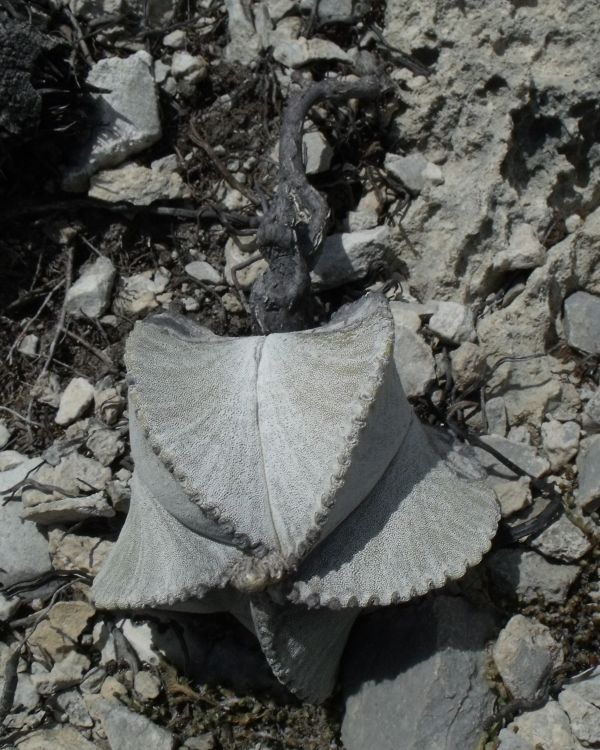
384,152 -> 444,194
89,162 -> 189,205
16,725 -> 99,749
583,389 -> 600,430
493,614 -> 563,700
530,515 -> 592,562
563,291 -> 600,354
65,256 -> 116,319
273,37 -> 352,68
89,697 -> 175,750
487,548 -> 580,604
341,595 -> 495,750
541,420 -> 580,471
55,377 -> 95,426
303,130 -> 333,174
21,490 -> 115,525
393,325 -> 436,398
576,435 -> 600,511
479,435 -> 550,479
498,700 -> 579,750
311,226 -> 391,289
64,51 -> 161,191
428,301 -> 476,344
185,261 -> 222,285
559,674 -> 600,745
0,500 -> 51,587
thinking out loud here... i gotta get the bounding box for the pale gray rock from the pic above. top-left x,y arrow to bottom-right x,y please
384,0 -> 600,304
18,334 -> 39,357
56,689 -> 94,728
300,0 -> 370,23
583,389 -> 600,430
91,697 -> 175,750
33,651 -> 91,694
113,268 -> 171,316
224,235 -> 266,290
480,435 -> 550,479
303,130 -> 333,175
345,191 -> 381,232
170,51 -> 207,81
65,256 -> 116,319
267,0 -> 296,23
498,700 -> 580,750
70,0 -> 122,17
16,725 -> 99,750
311,226 -> 391,289
22,490 -> 114,524
86,427 -> 125,466
559,674 -> 600,746
183,736 -> 215,750
0,456 -> 44,496
485,396 -> 508,437
162,30 -> 186,49
576,435 -> 600,511
48,528 -> 113,576
0,499 -> 51,586
493,223 -> 545,272
0,592 -> 20,621
0,450 -> 28,472
428,301 -> 475,344
64,51 -> 161,191
450,342 -> 486,391
487,549 -> 580,604
224,0 -> 262,65
273,37 -> 352,68
393,325 -> 436,398
185,261 -> 222,285
55,377 -> 95,426
384,152 -> 444,194
541,420 -> 580,471
530,515 -> 592,563
341,595 -> 495,750
564,291 -> 600,354
488,475 -> 532,518
133,671 -> 161,701
388,302 -> 421,333
493,614 -> 563,700
89,161 -> 190,206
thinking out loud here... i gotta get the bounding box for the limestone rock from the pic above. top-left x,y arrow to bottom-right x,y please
48,529 -> 114,575
18,334 -> 40,357
302,130 -> 333,175
22,490 -> 114,524
22,452 -> 112,508
392,325 -> 436,398
493,223 -> 545,272
530,515 -> 592,563
563,291 -> 600,354
583,389 -> 600,431
86,427 -> 125,466
576,435 -> 600,511
32,651 -> 91,694
0,497 -> 51,587
91,697 -> 176,750
16,725 -> 98,750
498,701 -> 579,750
224,236 -> 266,289
170,51 -> 207,81
487,549 -> 580,604
225,0 -> 262,65
384,152 -> 444,194
64,51 -> 161,191
28,601 -> 95,662
341,595 -> 495,750
114,267 -> 170,316
485,396 -> 508,437
479,435 -> 549,479
185,261 -> 222,285
541,420 -> 580,471
65,256 -> 116,319
450,342 -> 486,390
428,301 -> 475,344
134,671 -> 161,701
273,37 -> 352,68
89,160 -> 190,206
311,226 -> 391,289
0,421 -> 11,449
559,674 -> 600,746
55,378 -> 95,426
493,614 -> 563,700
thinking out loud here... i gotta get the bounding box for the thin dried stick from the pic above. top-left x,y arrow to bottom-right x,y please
7,280 -> 64,364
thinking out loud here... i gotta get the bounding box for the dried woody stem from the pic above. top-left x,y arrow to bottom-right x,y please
250,75 -> 384,334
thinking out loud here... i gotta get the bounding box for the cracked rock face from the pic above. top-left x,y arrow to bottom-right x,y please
384,0 -> 600,303
93,294 -> 499,702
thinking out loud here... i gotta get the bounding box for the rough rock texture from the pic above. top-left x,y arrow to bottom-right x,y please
341,595 -> 495,750
563,292 -> 600,354
498,700 -> 580,750
55,377 -> 95,425
89,160 -> 190,205
577,435 -> 600,511
530,515 -> 592,563
384,0 -> 600,304
0,500 -> 52,587
487,549 -> 580,604
65,256 -> 116,319
311,227 -> 391,288
64,51 -> 161,190
559,674 -> 600,746
493,615 -> 563,700
88,696 -> 175,750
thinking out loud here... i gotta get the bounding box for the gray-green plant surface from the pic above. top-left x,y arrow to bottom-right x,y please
93,293 -> 500,702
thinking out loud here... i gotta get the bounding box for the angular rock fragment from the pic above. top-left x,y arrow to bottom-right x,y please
0,498 -> 51,587
497,700 -> 578,750
541,420 -> 580,471
576,435 -> 600,511
55,378 -> 95,426
559,674 -> 600,746
479,435 -> 549,479
428,301 -> 475,344
530,515 -> 592,563
65,256 -> 116,319
273,37 -> 352,68
185,261 -> 222,285
493,223 -> 545,272
563,291 -> 600,354
487,549 -> 580,604
89,160 -> 190,206
90,696 -> 176,750
311,226 -> 391,289
384,152 -> 444,194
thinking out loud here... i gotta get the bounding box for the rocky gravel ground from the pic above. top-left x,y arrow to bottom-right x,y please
0,0 -> 599,748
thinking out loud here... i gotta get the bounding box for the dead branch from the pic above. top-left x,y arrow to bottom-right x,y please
250,75 -> 386,334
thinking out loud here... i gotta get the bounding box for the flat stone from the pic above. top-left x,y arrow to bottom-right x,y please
487,548 -> 580,604
493,614 -> 563,700
345,191 -> 381,232
0,498 -> 51,587
22,490 -> 114,524
89,161 -> 190,205
389,302 -> 422,333
55,378 -> 95,426
341,595 -> 495,750
576,435 -> 600,511
18,334 -> 39,357
170,51 -> 207,81
302,130 -> 333,175
450,342 -> 486,390
559,674 -> 600,745
86,427 -> 125,466
311,226 -> 391,289
134,670 -> 161,700
16,725 -> 99,750
183,736 -> 215,750
583,389 -> 600,430
65,256 -> 116,319
0,456 -> 44,496
384,152 -> 444,194
479,435 -> 550,479
91,697 -> 175,750
498,700 -> 579,750
0,421 -> 10,448
485,396 -> 508,436
114,268 -> 170,316
29,601 -> 95,662
493,223 -> 546,272
541,420 -> 580,471
48,529 -> 114,576
163,29 -> 186,49
225,0 -> 262,65
299,0 -> 368,23
488,475 -> 532,517
0,449 -> 28,471
428,301 -> 476,344
56,689 -> 94,728
563,291 -> 600,354
393,325 -> 436,398
530,515 -> 592,562
32,651 -> 91,694
185,261 -> 222,285
273,37 -> 352,68
64,51 -> 161,191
